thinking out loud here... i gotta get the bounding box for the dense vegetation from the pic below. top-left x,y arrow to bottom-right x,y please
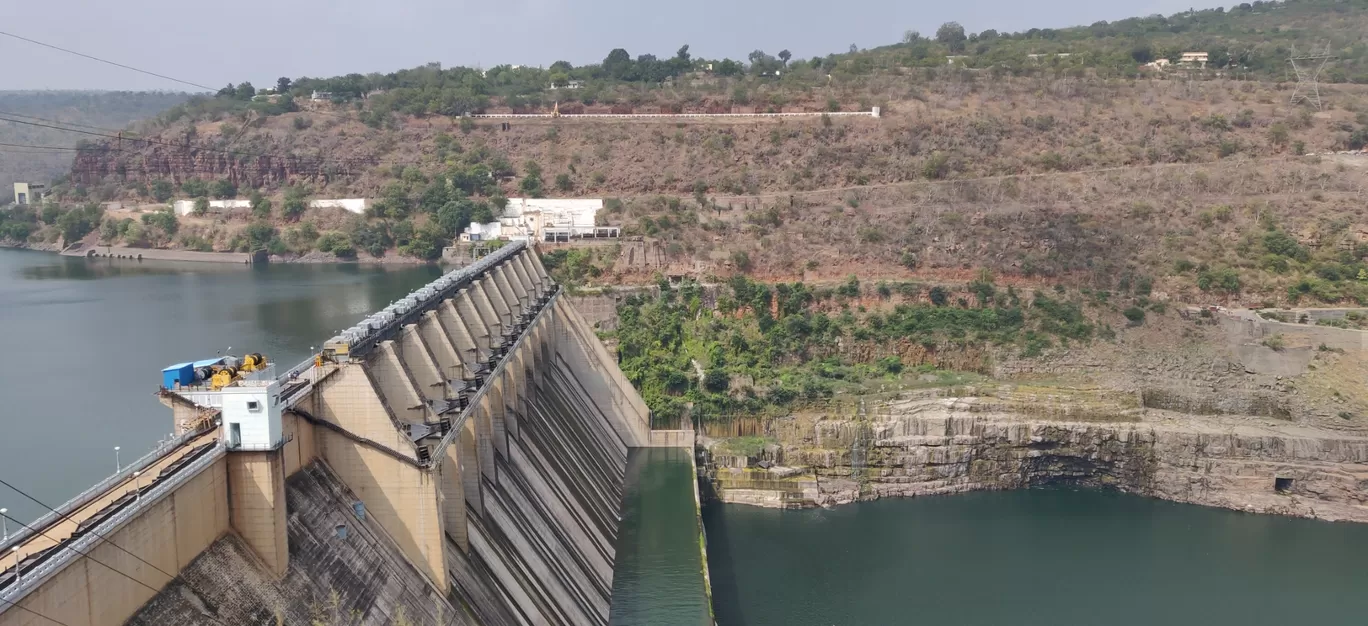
0,201 -> 103,246
608,274 -> 1131,420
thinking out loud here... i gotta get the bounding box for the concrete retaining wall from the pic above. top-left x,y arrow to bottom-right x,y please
0,457 -> 229,626
125,461 -> 471,626
61,246 -> 258,264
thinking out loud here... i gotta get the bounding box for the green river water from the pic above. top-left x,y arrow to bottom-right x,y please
704,489 -> 1368,625
4,248 -> 1366,626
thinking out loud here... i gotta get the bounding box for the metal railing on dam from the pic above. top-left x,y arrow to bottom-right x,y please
0,432 -> 223,605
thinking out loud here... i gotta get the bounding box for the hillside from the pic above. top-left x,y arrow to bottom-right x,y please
38,74 -> 1368,308
3,0 -> 1363,310
0,91 -> 191,192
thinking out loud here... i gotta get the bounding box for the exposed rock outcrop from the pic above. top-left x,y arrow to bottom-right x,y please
706,395 -> 1368,522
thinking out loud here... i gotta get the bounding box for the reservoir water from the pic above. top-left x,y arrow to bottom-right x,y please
704,489 -> 1368,626
0,248 -> 440,523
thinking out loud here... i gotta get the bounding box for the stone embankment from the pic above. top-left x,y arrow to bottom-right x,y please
704,394 -> 1368,523
62,244 -> 261,264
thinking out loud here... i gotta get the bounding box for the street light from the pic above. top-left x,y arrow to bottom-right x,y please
11,546 -> 19,581
114,446 -> 122,472
0,507 -> 7,541
133,471 -> 142,501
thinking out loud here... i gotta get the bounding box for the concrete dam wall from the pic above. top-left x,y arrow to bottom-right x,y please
0,243 -> 670,626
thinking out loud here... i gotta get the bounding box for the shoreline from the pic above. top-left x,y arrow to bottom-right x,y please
1,241 -> 439,266
701,400 -> 1368,525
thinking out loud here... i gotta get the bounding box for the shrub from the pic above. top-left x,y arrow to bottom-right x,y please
731,250 -> 752,272
181,178 -> 209,197
210,179 -> 238,199
922,152 -> 950,179
315,232 -> 356,258
250,192 -> 272,219
150,180 -> 174,203
1197,267 -> 1241,294
928,286 -> 949,306
282,186 -> 308,221
1122,306 -> 1146,324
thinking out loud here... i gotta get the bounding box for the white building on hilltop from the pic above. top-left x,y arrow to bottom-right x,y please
460,198 -> 619,243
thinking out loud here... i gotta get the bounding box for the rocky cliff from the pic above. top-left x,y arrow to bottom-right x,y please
704,392 -> 1368,522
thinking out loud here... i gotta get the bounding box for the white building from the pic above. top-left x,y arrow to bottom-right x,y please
458,198 -> 619,243
460,221 -> 503,242
13,182 -> 45,205
173,199 -> 251,216
1179,52 -> 1209,68
309,198 -> 368,214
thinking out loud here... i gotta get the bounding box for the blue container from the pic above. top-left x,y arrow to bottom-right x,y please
161,362 -> 195,389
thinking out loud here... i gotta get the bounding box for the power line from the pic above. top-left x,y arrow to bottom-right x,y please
0,110 -> 140,134
0,141 -> 108,152
0,595 -> 75,626
0,510 -> 166,596
0,114 -> 385,168
0,30 -> 215,92
0,32 -> 360,123
0,477 -> 182,586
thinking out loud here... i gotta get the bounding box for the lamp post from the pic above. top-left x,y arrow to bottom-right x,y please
11,546 -> 19,582
133,471 -> 142,501
0,507 -> 7,541
114,446 -> 122,472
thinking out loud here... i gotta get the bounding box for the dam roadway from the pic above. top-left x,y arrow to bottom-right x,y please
0,241 -> 711,626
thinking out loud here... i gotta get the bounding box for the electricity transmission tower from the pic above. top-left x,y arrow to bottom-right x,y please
1289,44 -> 1336,110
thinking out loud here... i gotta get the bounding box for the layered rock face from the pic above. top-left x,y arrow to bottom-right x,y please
707,395 -> 1368,522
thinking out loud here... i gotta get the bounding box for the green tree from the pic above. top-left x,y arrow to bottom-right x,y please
276,77 -> 292,93
282,186 -> 309,221
436,200 -> 474,237
181,179 -> 209,197
250,192 -> 273,219
210,179 -> 238,199
140,210 -> 179,236
193,197 -> 210,216
928,286 -> 950,306
150,180 -> 174,203
241,221 -> 277,249
604,49 -> 633,80
40,204 -> 61,225
555,173 -> 573,192
56,203 -> 103,244
520,161 -> 545,197
936,22 -> 967,53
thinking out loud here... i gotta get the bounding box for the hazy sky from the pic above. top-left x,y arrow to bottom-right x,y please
6,0 -> 1228,91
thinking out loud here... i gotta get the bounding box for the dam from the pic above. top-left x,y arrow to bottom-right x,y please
0,243 -> 711,626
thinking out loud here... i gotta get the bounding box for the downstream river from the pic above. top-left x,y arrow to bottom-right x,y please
704,489 -> 1368,625
0,249 -> 440,523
